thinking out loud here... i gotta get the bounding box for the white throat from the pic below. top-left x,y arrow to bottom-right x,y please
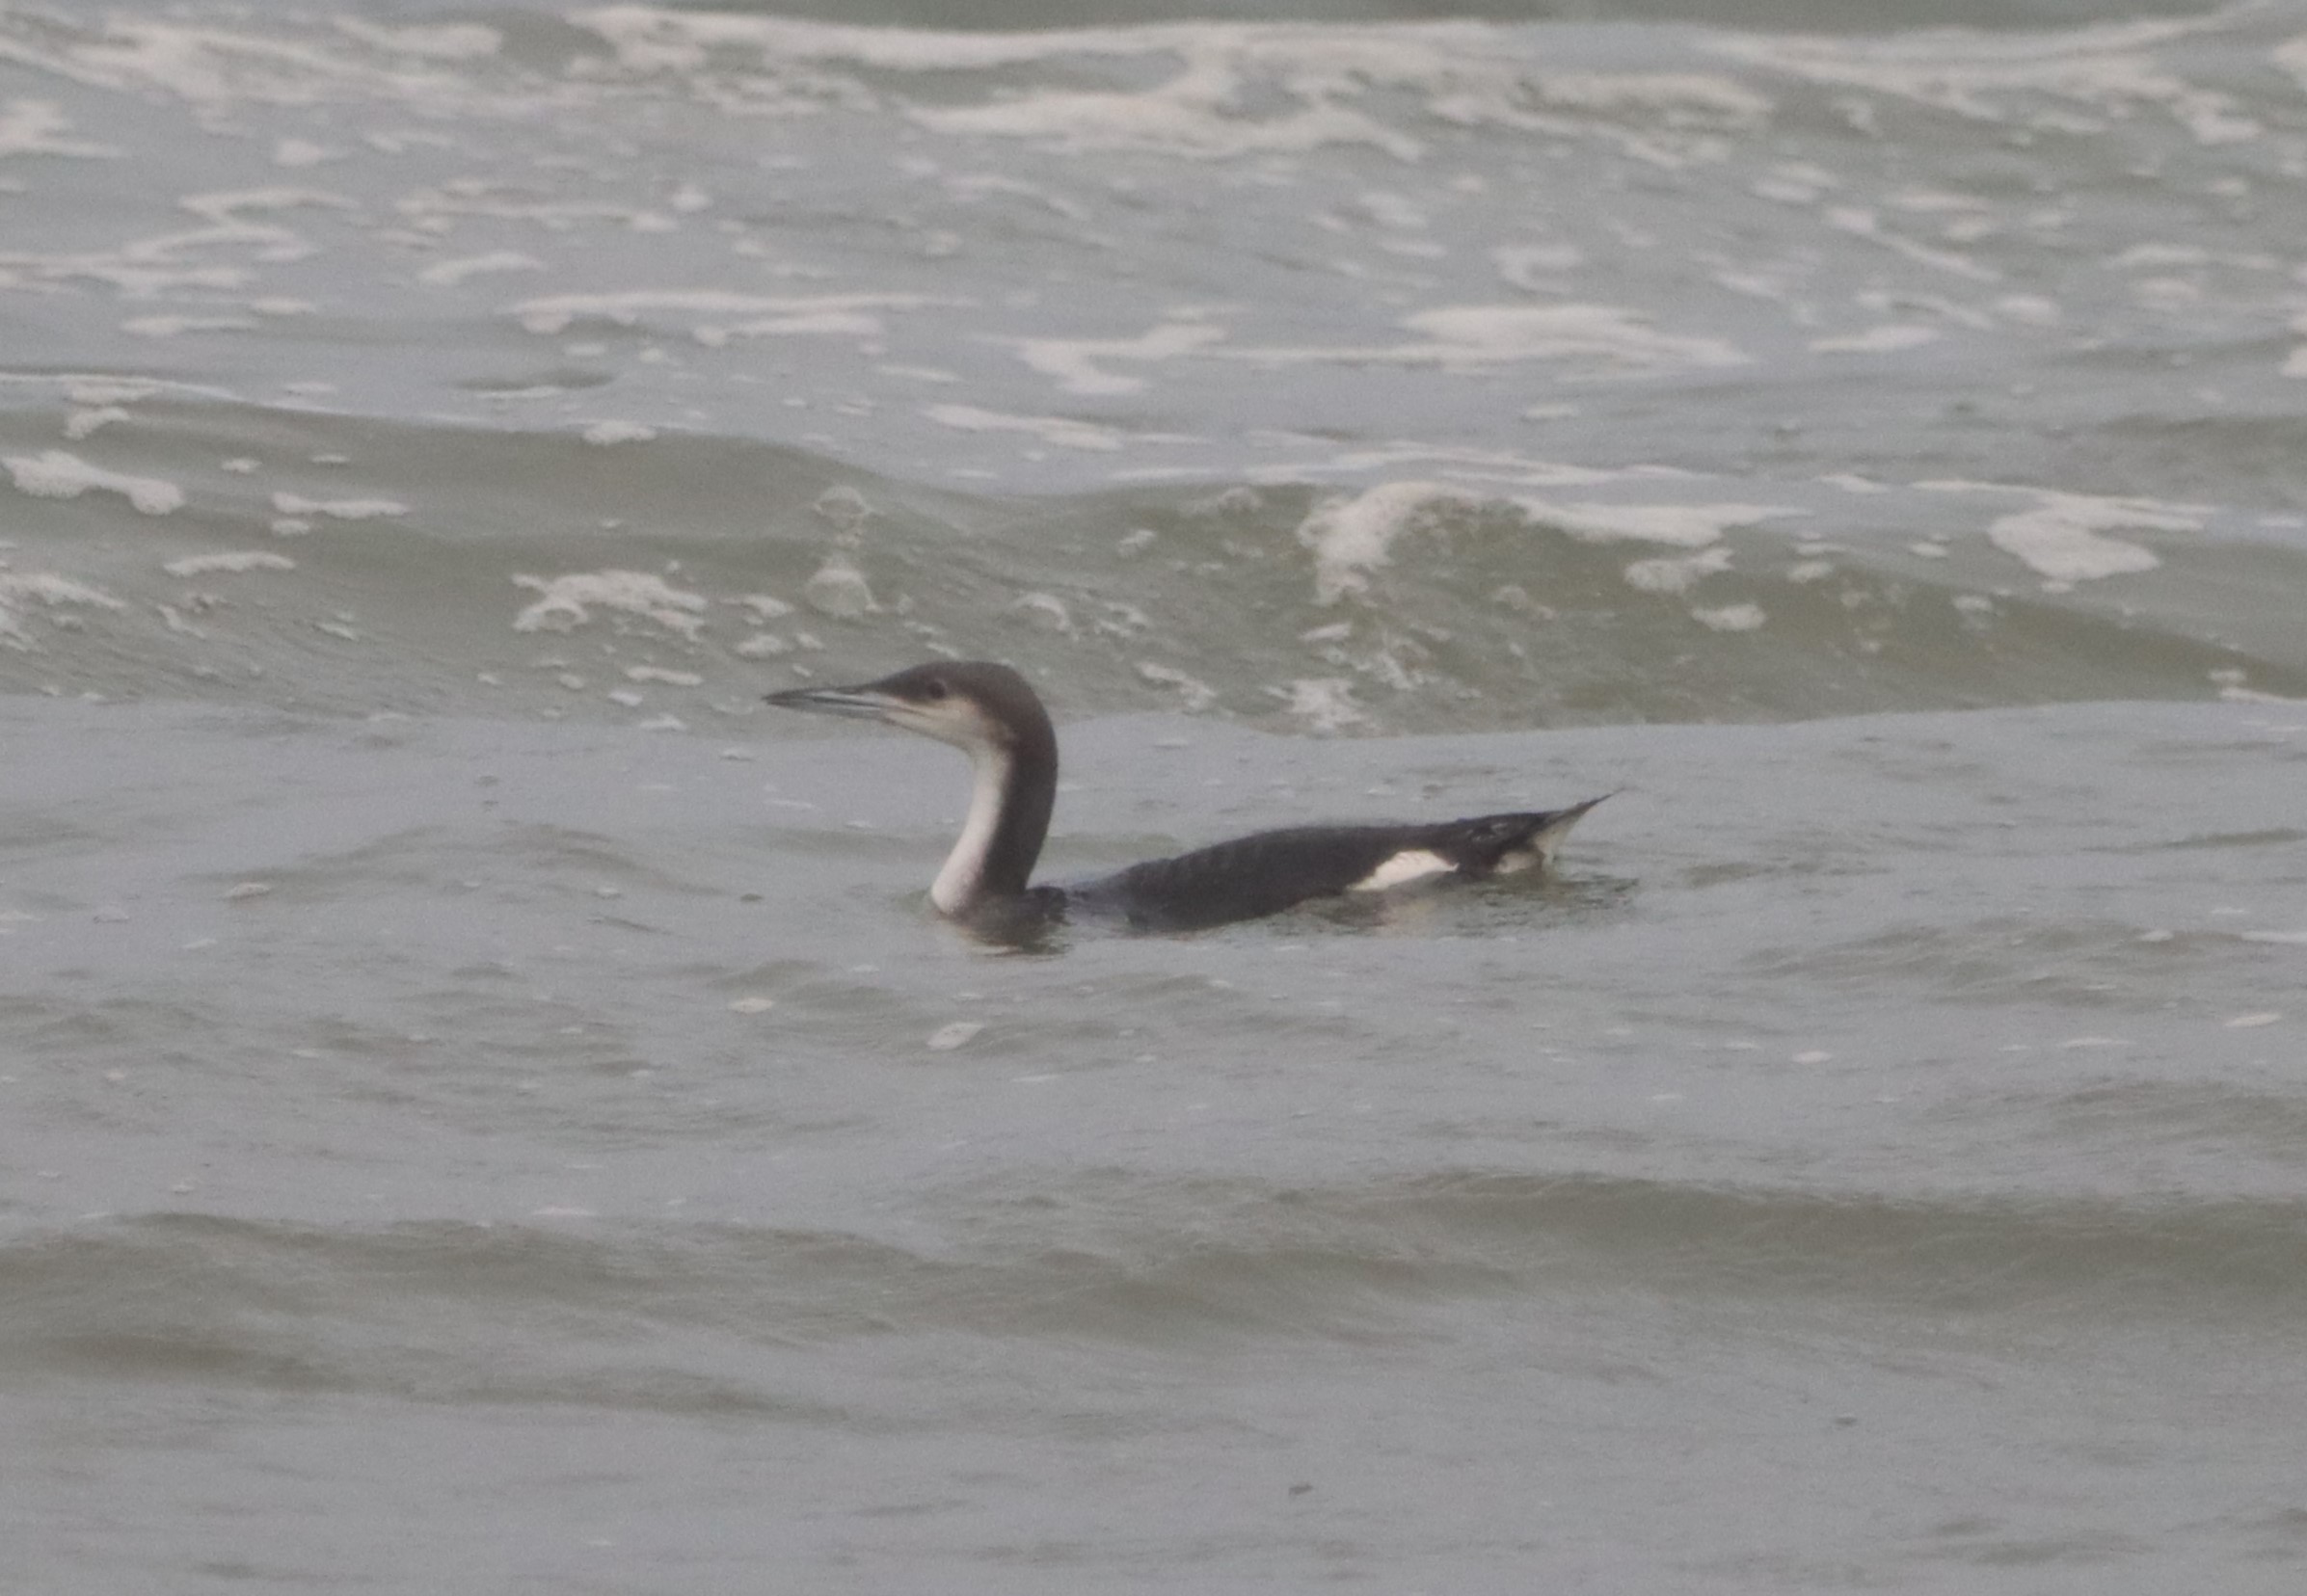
930,747 -> 1011,916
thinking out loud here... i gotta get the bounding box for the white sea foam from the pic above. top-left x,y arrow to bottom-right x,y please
0,13 -> 496,108
271,138 -> 338,168
1295,481 -> 1479,604
925,404 -> 1125,453
1519,499 -> 1796,549
695,310 -> 886,347
1692,603 -> 1767,632
899,29 -> 1428,161
801,557 -> 876,617
0,98 -> 118,159
1810,325 -> 1942,354
1531,71 -> 1768,122
511,289 -> 937,337
918,83 -> 1416,160
1272,676 -> 1365,732
1009,593 -> 1075,634
1716,21 -> 2257,146
2276,34 -> 2307,95
1014,323 -> 1224,396
0,572 -> 126,640
1491,242 -> 1585,289
513,571 -> 709,636
1819,206 -> 1999,281
64,407 -> 129,440
271,492 -> 407,520
1405,305 -> 1745,370
1921,485 -> 2206,583
1227,305 -> 1745,378
577,7 -> 1104,73
1304,445 -> 1616,490
416,251 -> 542,287
62,380 -> 161,407
177,185 -> 356,226
121,315 -> 259,338
577,12 -> 1769,168
334,19 -> 503,60
580,420 -> 657,446
5,450 -> 184,515
1138,661 -> 1217,710
1623,546 -> 1734,594
163,550 -> 295,577
1297,482 -> 1791,602
2281,308 -> 2307,379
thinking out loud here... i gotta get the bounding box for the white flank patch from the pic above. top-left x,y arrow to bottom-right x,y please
6,450 -> 184,515
1349,849 -> 1455,892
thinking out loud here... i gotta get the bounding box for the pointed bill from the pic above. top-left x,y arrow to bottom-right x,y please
763,682 -> 902,721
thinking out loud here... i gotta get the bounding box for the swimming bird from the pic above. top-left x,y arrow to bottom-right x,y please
766,661 -> 1606,934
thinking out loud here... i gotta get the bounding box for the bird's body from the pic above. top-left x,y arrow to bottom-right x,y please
766,661 -> 1605,934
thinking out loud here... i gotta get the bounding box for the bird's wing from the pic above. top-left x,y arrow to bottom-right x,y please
1073,825 -> 1412,931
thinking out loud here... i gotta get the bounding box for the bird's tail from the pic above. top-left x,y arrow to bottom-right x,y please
1442,792 -> 1616,876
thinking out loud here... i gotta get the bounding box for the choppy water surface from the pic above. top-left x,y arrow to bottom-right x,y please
3,0 -> 2304,1589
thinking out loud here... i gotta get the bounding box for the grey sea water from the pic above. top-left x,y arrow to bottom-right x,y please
3,0 -> 2305,1589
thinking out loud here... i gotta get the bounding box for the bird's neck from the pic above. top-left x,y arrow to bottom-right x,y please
930,736 -> 1055,917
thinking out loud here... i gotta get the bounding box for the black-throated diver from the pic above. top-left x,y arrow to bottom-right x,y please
766,661 -> 1607,933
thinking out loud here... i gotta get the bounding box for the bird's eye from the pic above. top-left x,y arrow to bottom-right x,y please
920,678 -> 949,702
